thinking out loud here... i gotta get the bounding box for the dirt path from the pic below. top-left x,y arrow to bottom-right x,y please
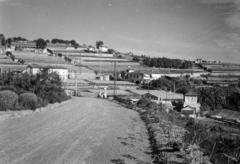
0,97 -> 152,164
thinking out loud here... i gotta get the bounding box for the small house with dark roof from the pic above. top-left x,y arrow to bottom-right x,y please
182,90 -> 201,118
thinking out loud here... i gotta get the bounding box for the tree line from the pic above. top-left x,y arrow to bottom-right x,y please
0,34 -> 80,49
142,56 -> 193,69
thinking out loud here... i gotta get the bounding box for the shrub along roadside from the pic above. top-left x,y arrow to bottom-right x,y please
0,90 -> 18,111
0,68 -> 70,111
114,96 -> 188,163
184,120 -> 240,164
114,95 -> 240,164
113,96 -> 212,164
19,93 -> 38,110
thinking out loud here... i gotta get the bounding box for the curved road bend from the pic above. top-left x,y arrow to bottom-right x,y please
0,97 -> 152,164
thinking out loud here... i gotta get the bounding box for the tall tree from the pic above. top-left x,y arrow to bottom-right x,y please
0,34 -> 6,47
6,38 -> 12,47
12,36 -> 27,42
96,40 -> 104,49
36,38 -> 47,49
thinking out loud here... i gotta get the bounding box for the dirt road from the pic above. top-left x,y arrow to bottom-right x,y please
0,97 -> 152,164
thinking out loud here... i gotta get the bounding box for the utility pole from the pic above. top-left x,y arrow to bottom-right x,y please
148,80 -> 150,93
173,81 -> 175,92
79,56 -> 82,78
75,69 -> 78,96
113,61 -> 117,96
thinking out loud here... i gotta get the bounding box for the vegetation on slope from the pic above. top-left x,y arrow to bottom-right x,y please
142,56 -> 193,69
114,96 -> 240,164
0,68 -> 70,111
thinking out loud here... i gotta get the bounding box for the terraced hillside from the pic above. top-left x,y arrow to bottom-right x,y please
14,51 -> 66,65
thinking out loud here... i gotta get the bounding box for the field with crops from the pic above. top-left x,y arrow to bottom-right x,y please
78,57 -> 129,62
201,63 -> 240,85
0,53 -> 27,72
203,63 -> 240,72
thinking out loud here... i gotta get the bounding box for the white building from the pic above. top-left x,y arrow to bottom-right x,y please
25,64 -> 42,75
182,90 -> 201,118
87,46 -> 97,53
25,64 -> 68,81
99,46 -> 109,53
48,67 -> 68,81
195,58 -> 203,64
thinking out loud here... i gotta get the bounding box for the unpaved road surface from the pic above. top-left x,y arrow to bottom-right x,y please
0,97 -> 152,164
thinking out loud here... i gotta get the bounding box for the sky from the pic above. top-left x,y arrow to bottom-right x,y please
1,0 -> 240,63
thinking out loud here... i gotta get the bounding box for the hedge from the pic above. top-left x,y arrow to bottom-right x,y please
19,92 -> 38,110
0,90 -> 18,111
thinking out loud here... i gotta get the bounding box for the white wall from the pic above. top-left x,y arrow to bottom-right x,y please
49,68 -> 69,81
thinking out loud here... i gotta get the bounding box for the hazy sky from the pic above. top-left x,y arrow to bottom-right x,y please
1,0 -> 240,62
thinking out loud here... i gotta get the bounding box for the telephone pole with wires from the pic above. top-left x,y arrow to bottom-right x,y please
113,61 -> 117,97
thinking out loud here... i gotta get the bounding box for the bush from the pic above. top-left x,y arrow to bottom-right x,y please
184,120 -> 240,164
137,97 -> 151,108
19,93 -> 38,110
45,90 -> 69,104
0,90 -> 18,111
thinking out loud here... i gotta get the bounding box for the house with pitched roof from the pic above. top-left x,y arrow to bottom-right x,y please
181,90 -> 201,118
25,64 -> 69,81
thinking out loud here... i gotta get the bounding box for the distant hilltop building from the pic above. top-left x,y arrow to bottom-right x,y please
87,46 -> 97,53
11,41 -> 73,50
194,58 -> 221,64
98,46 -> 109,53
195,58 -> 203,64
12,41 -> 36,49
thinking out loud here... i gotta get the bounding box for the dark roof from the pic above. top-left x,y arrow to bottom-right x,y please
185,90 -> 198,96
182,105 -> 196,110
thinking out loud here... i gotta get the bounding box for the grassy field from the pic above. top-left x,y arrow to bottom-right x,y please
0,64 -> 26,72
86,64 -> 206,74
6,51 -> 97,78
0,54 -> 14,64
204,64 -> 240,78
66,52 -> 113,57
14,51 -> 66,65
0,53 -> 27,71
207,76 -> 239,81
80,62 -> 142,73
203,63 -> 240,71
73,56 -> 130,63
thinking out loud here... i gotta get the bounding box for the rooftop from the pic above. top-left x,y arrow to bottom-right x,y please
129,68 -> 206,75
185,90 -> 198,96
128,89 -> 184,100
